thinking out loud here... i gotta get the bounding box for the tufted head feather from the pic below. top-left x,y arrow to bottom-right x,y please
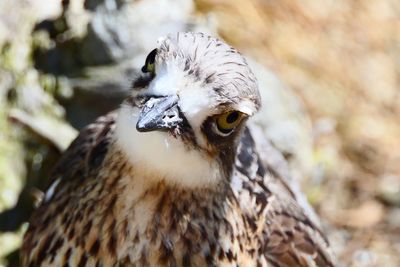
116,32 -> 261,188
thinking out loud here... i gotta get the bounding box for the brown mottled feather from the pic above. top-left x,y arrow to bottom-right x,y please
21,111 -> 335,266
21,32 -> 335,267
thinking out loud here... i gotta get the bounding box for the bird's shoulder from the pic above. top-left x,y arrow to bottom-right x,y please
232,125 -> 336,267
20,112 -> 118,265
51,111 -> 117,182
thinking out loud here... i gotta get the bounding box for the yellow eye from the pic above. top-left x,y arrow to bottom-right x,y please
145,62 -> 155,73
141,48 -> 157,73
216,111 -> 244,134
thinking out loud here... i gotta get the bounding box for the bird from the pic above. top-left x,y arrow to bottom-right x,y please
21,32 -> 336,267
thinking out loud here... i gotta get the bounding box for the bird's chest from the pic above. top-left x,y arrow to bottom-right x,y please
107,183 -> 260,267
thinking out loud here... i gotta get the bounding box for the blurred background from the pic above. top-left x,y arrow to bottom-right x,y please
0,0 -> 399,266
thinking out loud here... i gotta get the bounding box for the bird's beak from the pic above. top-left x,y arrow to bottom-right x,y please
136,95 -> 183,132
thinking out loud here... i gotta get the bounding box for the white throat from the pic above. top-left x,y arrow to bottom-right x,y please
115,104 -> 222,188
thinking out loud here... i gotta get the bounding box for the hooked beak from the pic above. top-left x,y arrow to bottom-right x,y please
136,95 -> 183,132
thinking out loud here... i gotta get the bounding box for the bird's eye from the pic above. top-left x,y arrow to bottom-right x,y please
141,48 -> 157,73
215,111 -> 244,134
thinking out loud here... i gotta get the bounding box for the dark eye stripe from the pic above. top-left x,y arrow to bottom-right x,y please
132,73 -> 155,89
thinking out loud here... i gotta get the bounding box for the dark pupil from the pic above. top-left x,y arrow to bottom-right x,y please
226,111 -> 239,124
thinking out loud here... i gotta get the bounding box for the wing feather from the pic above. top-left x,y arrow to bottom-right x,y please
234,126 -> 336,267
20,112 -> 117,265
51,111 -> 117,181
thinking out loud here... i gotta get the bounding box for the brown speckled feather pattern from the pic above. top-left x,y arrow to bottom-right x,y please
21,111 -> 335,267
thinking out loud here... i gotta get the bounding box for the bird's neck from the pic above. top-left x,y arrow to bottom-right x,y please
108,140 -> 231,196
92,144 -> 232,265
100,144 -> 231,232
115,106 -> 231,189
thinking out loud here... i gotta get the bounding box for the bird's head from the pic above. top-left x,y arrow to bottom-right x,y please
116,32 -> 261,188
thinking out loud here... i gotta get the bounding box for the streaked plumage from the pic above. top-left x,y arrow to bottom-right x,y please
21,32 -> 336,267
